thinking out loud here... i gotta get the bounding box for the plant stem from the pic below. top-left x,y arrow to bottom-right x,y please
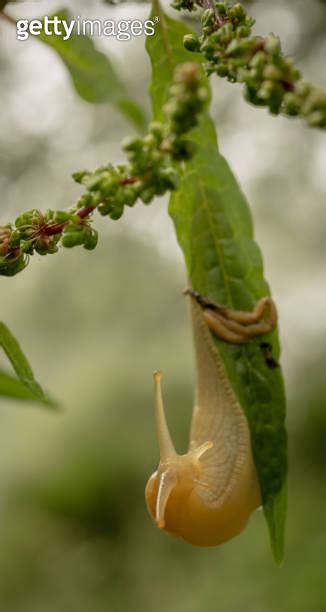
0,11 -> 16,26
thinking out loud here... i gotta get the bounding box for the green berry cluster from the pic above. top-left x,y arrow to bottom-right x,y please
72,132 -> 180,221
0,226 -> 28,276
73,63 -> 208,220
180,1 -> 326,127
0,63 -> 207,276
0,208 -> 98,276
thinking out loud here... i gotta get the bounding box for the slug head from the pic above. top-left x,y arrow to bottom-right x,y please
145,372 -> 212,535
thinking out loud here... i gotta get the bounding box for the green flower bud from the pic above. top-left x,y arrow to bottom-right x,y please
201,37 -> 217,56
288,65 -> 301,83
35,237 -> 59,256
171,0 -> 195,11
122,136 -> 143,152
10,229 -> 22,248
237,25 -> 251,37
140,187 -> 156,204
201,8 -> 216,28
86,173 -> 108,192
83,229 -> 98,250
143,133 -> 157,148
159,167 -> 180,189
123,188 -> 138,207
0,253 -> 28,277
171,139 -> 197,160
216,23 -> 234,46
113,187 -> 127,207
99,178 -> 116,197
77,193 -> 95,208
20,239 -> 34,254
131,180 -> 143,196
245,16 -> 255,29
244,84 -> 265,106
226,36 -> 256,57
263,65 -> 283,81
215,3 -> 227,16
98,199 -> 113,216
307,110 -> 326,128
61,233 -> 83,248
109,205 -> 124,220
15,210 -> 40,228
257,80 -> 275,100
265,34 -> 281,56
72,170 -> 90,184
229,3 -> 246,21
250,50 -> 267,70
61,234 -> 78,248
63,223 -> 84,234
61,224 -> 86,248
88,192 -> 104,207
267,85 -> 284,114
282,93 -> 300,116
149,121 -> 165,143
53,211 -> 72,224
216,64 -> 229,77
294,81 -> 312,99
183,34 -> 200,53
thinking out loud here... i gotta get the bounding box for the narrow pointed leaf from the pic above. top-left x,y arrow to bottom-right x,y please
147,1 -> 287,564
0,369 -> 47,402
0,322 -> 56,408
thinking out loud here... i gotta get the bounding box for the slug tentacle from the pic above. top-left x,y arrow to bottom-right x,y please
190,440 -> 214,460
153,370 -> 176,461
156,470 -> 178,529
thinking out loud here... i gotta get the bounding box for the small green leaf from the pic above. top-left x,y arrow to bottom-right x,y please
39,9 -> 146,131
147,1 -> 287,563
0,369 -> 46,402
0,322 -> 55,408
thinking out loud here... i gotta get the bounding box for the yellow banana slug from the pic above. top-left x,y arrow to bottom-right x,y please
145,295 -> 263,546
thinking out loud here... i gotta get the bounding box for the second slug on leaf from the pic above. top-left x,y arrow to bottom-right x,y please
145,291 -> 274,546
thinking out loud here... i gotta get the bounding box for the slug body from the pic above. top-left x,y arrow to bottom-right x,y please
145,298 -> 261,547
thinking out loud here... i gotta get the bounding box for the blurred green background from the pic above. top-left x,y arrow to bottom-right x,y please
0,0 -> 325,610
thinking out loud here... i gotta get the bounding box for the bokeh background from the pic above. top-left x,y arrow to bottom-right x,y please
0,0 -> 325,610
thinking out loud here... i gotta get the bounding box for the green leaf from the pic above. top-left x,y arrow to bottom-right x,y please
147,1 -> 287,564
0,369 -> 46,402
39,9 -> 146,131
146,2 -> 203,121
0,322 -> 55,408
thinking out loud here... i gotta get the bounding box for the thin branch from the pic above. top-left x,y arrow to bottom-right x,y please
0,11 -> 16,26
